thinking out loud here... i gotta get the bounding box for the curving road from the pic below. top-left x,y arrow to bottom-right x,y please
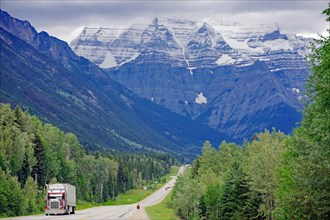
6,166 -> 185,220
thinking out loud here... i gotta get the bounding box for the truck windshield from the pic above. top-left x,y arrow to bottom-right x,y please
49,195 -> 62,199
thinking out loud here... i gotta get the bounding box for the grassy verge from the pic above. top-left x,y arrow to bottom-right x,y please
146,165 -> 188,220
103,166 -> 180,206
76,166 -> 180,210
163,166 -> 180,180
145,190 -> 177,220
76,200 -> 103,210
103,188 -> 153,205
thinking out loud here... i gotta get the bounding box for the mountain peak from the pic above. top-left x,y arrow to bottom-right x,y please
69,16 -> 311,141
1,10 -> 230,159
71,17 -> 309,70
0,10 -> 84,69
152,17 -> 159,26
197,22 -> 216,36
2,10 -> 312,151
0,10 -> 38,44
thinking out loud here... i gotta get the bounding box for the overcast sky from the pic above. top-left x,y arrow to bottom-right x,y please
1,0 -> 329,43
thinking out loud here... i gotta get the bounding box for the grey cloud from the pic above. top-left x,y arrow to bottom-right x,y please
1,0 -> 328,42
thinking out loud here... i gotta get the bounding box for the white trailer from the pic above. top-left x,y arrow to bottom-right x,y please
45,183 -> 76,215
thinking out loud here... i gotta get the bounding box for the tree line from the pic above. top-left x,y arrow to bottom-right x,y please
170,6 -> 330,220
0,104 -> 177,217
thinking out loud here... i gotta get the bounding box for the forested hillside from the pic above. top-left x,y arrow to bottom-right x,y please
170,6 -> 330,220
0,10 -> 229,161
0,103 -> 177,217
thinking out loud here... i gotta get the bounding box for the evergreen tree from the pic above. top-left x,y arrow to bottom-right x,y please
117,161 -> 128,193
219,159 -> 258,220
277,5 -> 330,219
0,104 -> 178,217
191,156 -> 201,179
31,134 -> 46,187
14,106 -> 27,132
17,152 -> 30,187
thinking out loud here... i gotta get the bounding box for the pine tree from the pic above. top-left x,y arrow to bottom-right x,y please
219,159 -> 258,220
14,106 -> 27,132
31,134 -> 46,187
17,153 -> 30,187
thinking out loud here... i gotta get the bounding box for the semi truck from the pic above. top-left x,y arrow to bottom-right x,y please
45,183 -> 76,215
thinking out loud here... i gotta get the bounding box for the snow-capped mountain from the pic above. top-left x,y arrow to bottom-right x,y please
2,10 -> 235,161
71,18 -> 310,72
70,18 -> 311,141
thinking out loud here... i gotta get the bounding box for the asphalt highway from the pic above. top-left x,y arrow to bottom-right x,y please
6,166 -> 185,220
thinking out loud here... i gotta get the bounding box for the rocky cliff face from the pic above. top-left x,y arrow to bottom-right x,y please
70,18 -> 311,140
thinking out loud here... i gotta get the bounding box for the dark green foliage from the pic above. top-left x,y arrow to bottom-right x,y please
31,134 -> 46,187
191,156 -> 201,178
117,161 -> 129,193
275,5 -> 330,219
0,170 -> 22,217
17,153 -> 30,187
219,159 -> 257,220
171,131 -> 285,220
14,106 -> 27,132
170,6 -> 330,220
0,103 -> 177,217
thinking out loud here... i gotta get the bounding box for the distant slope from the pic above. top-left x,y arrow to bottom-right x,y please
0,10 -> 229,160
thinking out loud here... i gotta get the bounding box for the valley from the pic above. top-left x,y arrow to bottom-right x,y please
1,3 -> 329,219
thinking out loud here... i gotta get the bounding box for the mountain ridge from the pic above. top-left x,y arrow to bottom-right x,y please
70,17 -> 311,140
0,10 -> 230,160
